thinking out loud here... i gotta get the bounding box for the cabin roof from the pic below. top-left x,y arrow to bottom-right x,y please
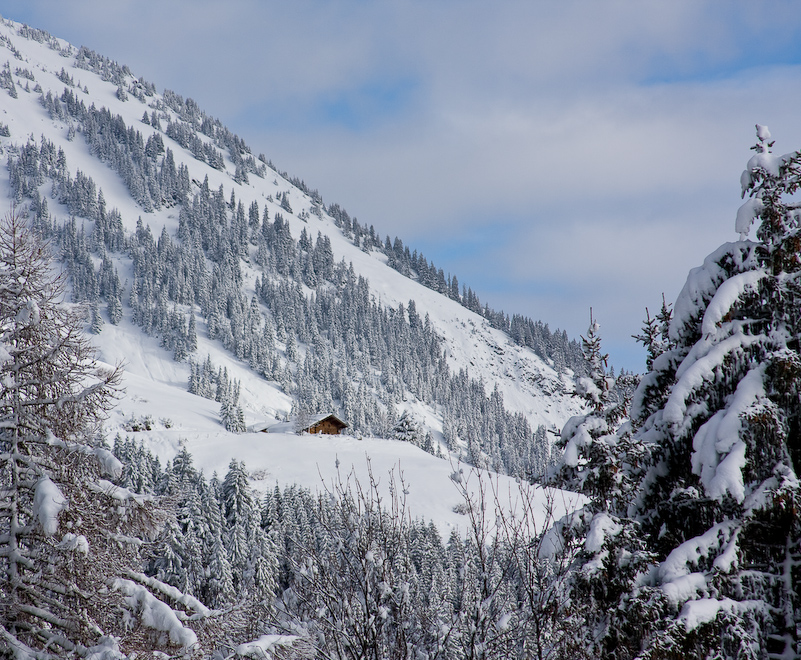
305,413 -> 348,430
248,421 -> 273,433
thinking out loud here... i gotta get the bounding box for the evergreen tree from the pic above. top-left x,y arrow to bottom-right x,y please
633,126 -> 801,657
151,516 -> 187,590
392,409 -> 421,446
187,312 -> 198,353
559,126 -> 801,658
220,384 -> 246,434
633,294 -> 674,373
90,299 -> 104,334
205,532 -> 235,608
548,313 -> 652,658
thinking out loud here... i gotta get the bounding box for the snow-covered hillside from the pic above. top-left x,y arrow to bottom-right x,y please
105,365 -> 582,538
0,18 -> 585,529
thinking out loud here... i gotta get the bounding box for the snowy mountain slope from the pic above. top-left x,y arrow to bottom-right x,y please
0,18 -> 585,526
104,363 -> 580,538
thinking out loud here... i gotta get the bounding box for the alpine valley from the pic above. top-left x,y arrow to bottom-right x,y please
7,14 -> 799,660
0,20 -> 588,501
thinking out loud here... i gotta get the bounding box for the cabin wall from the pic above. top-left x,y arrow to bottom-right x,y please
309,419 -> 343,435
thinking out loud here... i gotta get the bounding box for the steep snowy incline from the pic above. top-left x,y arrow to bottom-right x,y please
0,18 -> 592,524
0,18 -> 582,433
105,362 -> 581,538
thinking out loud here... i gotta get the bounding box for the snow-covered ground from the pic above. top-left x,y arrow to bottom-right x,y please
106,365 -> 580,537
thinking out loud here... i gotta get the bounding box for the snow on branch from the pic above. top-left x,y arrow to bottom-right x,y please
679,597 -> 766,633
34,476 -> 67,535
735,197 -> 764,240
690,366 -> 765,503
236,634 -> 302,659
670,242 -> 758,344
700,271 -> 765,338
44,431 -> 123,479
658,520 -> 736,584
113,578 -> 198,648
124,570 -> 213,619
663,333 -> 761,432
59,532 -> 89,554
584,511 -> 622,554
87,479 -> 152,505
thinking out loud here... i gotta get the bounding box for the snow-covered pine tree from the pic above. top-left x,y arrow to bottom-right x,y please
632,295 -> 672,373
547,313 -> 651,658
90,300 -> 104,334
601,126 -> 801,657
220,378 -> 246,433
553,312 -> 638,509
392,410 -> 421,446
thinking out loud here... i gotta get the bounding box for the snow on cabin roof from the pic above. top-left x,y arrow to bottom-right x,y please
306,413 -> 348,429
247,419 -> 294,434
247,422 -> 275,433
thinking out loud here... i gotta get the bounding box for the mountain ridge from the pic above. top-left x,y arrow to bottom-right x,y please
0,16 -> 586,498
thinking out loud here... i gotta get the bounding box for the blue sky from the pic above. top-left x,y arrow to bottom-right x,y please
3,0 -> 801,371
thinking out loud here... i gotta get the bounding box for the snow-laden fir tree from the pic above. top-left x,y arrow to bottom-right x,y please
547,313 -> 651,659
636,126 -> 801,657
558,126 -> 801,658
392,409 -> 422,446
632,294 -> 674,373
220,378 -> 246,433
553,311 -> 641,510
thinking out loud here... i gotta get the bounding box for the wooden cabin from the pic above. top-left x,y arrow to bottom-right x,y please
302,413 -> 348,435
250,414 -> 349,435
